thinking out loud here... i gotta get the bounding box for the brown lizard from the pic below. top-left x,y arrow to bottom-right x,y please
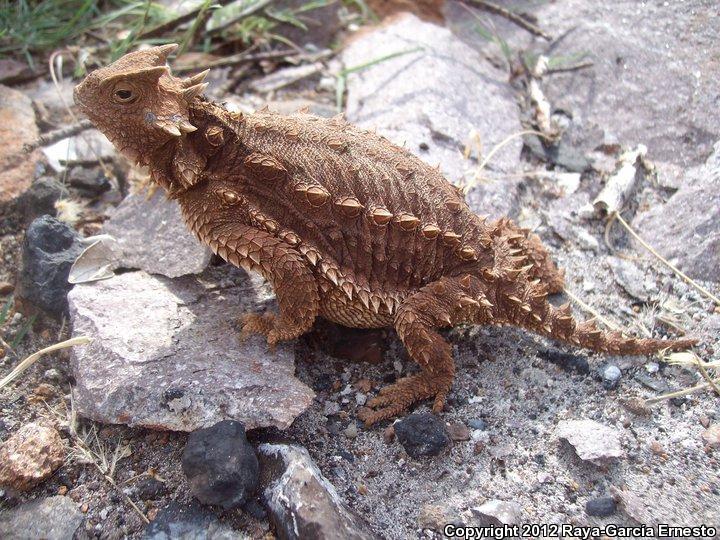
74,44 -> 696,425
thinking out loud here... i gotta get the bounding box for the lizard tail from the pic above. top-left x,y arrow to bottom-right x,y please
532,301 -> 697,355
462,272 -> 697,356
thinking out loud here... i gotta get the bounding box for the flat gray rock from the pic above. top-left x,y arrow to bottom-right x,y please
633,140 -> 720,282
104,190 -> 212,278
342,13 -> 522,186
258,444 -> 378,540
452,0 -> 720,172
0,496 -> 83,540
607,256 -> 652,302
68,269 -> 314,431
556,419 -> 624,463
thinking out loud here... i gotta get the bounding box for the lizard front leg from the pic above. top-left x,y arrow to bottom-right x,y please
211,224 -> 319,347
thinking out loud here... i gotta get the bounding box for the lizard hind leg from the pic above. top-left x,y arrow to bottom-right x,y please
359,277 -> 464,426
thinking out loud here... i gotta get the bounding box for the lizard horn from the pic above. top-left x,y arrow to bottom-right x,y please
183,82 -> 208,100
153,43 -> 179,65
182,69 -> 210,88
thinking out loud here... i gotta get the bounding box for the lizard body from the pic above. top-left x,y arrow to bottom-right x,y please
75,45 -> 696,425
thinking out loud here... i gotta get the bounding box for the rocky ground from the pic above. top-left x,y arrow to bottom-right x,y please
1,1 -> 719,539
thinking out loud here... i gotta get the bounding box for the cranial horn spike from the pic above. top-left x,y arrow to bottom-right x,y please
178,120 -> 197,133
154,121 -> 181,137
183,82 -> 208,100
154,43 -> 179,64
183,69 -> 210,88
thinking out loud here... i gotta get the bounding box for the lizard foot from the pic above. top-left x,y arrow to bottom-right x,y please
239,313 -> 280,349
357,373 -> 450,426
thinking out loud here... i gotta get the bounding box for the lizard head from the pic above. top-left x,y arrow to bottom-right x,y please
74,44 -> 209,165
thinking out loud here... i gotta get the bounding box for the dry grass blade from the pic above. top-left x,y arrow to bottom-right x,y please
46,397 -> 149,524
612,212 -> 720,306
562,287 -> 620,331
644,351 -> 720,404
465,129 -> 550,189
0,336 -> 91,390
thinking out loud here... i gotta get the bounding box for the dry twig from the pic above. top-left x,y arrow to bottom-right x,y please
458,0 -> 552,40
23,119 -> 94,153
612,212 -> 720,306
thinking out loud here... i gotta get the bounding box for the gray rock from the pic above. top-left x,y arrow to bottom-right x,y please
182,420 -> 259,509
470,499 -> 522,526
17,177 -> 67,223
42,129 -> 116,172
556,419 -> 624,463
633,141 -> 720,282
601,365 -> 622,390
0,496 -> 83,540
607,256 -> 649,301
467,418 -> 487,431
67,166 -> 112,195
585,496 -> 617,517
17,215 -> 84,314
465,178 -> 524,221
68,270 -> 315,431
104,190 -> 211,278
143,500 -> 239,540
249,62 -> 324,93
342,13 -> 522,185
258,444 -> 378,540
479,1 -> 720,173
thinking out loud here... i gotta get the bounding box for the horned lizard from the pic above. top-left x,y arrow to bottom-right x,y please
75,45 -> 696,425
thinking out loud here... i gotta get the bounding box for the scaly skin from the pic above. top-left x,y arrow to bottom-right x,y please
75,45 -> 697,426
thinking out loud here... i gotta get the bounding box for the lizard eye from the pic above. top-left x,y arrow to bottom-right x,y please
112,83 -> 138,104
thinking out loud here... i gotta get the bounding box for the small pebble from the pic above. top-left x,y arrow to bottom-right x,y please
446,422 -> 470,441
355,393 -> 367,406
355,378 -> 373,393
702,425 -> 720,448
585,496 -> 616,517
33,383 -> 56,397
323,401 -> 340,416
344,423 -> 358,439
468,418 -> 487,431
649,440 -> 666,456
395,413 -> 450,458
602,365 -> 622,389
44,368 -> 62,382
645,362 -> 659,373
